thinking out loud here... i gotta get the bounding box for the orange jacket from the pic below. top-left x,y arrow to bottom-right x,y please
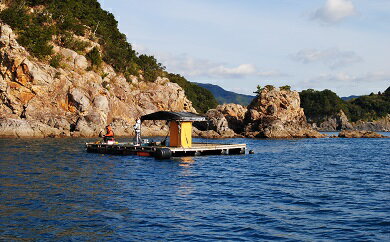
105,127 -> 114,137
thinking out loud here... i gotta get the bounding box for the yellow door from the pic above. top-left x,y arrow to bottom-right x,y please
180,122 -> 192,148
169,121 -> 192,148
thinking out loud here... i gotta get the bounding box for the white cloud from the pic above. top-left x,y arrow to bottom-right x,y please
151,52 -> 282,79
298,71 -> 390,96
312,0 -> 357,24
209,64 -> 256,77
291,48 -> 362,68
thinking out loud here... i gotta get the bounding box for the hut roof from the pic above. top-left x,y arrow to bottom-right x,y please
141,111 -> 206,122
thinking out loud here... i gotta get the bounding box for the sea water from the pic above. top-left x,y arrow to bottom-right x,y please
0,136 -> 389,241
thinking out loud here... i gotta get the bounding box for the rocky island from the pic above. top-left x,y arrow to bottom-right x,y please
196,87 -> 324,138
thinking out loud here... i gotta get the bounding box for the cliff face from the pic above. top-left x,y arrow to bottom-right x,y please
0,23 -> 194,137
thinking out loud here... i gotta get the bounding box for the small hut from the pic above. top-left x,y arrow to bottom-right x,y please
141,111 -> 206,148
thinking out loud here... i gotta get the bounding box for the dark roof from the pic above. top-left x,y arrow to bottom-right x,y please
141,111 -> 207,122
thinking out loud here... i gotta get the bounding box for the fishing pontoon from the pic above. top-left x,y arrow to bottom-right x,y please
86,111 -> 246,159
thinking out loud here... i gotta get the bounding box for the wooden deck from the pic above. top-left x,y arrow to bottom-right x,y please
86,142 -> 246,158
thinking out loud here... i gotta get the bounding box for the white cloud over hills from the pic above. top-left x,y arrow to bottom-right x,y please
291,48 -> 362,69
136,48 -> 282,80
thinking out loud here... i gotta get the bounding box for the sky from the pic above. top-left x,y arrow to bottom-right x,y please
98,0 -> 390,96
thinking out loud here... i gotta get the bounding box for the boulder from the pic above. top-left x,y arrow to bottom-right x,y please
74,55 -> 88,70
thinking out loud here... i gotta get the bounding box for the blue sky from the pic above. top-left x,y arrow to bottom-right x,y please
98,0 -> 389,96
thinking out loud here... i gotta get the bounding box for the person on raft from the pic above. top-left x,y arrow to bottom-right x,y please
103,124 -> 115,143
133,118 -> 142,145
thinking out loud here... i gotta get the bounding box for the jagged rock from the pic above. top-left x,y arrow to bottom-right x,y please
317,110 -> 353,131
214,103 -> 247,134
204,109 -> 236,137
0,24 -> 19,49
68,88 -> 90,112
244,87 -> 325,138
338,110 -> 353,129
194,103 -> 246,138
338,130 -> 387,138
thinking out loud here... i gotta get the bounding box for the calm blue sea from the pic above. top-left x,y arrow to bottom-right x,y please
1,136 -> 389,241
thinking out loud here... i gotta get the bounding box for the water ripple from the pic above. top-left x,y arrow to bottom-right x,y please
0,137 -> 389,241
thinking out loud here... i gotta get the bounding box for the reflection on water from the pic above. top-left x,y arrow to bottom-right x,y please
0,137 -> 389,241
177,157 -> 195,167
175,157 -> 196,198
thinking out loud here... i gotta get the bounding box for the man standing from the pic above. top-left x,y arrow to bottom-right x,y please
134,119 -> 142,145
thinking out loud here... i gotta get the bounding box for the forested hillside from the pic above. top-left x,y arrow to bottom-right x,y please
300,87 -> 390,122
0,0 -> 217,113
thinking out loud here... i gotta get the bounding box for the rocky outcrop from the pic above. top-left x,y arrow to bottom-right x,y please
312,112 -> 389,132
244,87 -> 324,138
353,115 -> 390,132
214,103 -> 247,134
316,110 -> 353,131
338,130 -> 387,138
195,104 -> 247,138
0,23 -> 195,138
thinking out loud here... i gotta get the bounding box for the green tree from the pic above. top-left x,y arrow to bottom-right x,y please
86,47 -> 102,67
137,55 -> 165,82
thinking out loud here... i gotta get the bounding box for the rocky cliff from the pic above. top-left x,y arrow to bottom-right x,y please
244,87 -> 324,138
314,110 -> 353,131
353,115 -> 390,131
0,23 -> 195,138
311,111 -> 389,132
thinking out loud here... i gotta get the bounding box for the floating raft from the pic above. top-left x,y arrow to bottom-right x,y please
86,142 -> 246,159
87,111 -> 247,159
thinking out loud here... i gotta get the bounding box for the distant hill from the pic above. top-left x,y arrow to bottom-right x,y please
341,95 -> 360,101
194,83 -> 255,106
